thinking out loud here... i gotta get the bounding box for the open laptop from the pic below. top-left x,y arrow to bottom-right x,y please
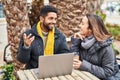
36,53 -> 74,79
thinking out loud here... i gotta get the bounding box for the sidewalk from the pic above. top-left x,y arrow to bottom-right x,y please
0,20 -> 7,66
105,12 -> 120,25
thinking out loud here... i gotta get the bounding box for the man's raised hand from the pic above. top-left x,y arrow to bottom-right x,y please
23,33 -> 35,47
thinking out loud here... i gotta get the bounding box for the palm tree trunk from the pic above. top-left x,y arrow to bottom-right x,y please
1,0 -> 30,71
50,0 -> 103,37
28,0 -> 44,26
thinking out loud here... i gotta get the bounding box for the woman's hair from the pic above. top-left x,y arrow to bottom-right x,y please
86,14 -> 112,42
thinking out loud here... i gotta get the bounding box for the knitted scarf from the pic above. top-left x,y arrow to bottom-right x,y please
37,21 -> 54,56
81,35 -> 96,49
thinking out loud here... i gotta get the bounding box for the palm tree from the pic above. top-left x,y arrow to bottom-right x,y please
1,0 -> 30,71
28,0 -> 44,26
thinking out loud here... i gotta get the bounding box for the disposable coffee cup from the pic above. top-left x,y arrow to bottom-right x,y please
73,52 -> 79,60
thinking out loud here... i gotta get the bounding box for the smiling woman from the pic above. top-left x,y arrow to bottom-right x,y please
70,14 -> 120,80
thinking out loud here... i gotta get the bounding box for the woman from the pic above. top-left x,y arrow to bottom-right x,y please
70,14 -> 120,80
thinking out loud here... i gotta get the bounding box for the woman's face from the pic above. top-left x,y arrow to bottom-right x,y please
79,16 -> 92,37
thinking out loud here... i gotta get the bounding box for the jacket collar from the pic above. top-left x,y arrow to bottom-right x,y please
88,37 -> 113,54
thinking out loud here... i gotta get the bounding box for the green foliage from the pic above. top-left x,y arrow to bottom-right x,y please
112,44 -> 119,55
106,23 -> 120,55
106,23 -> 120,39
119,8 -> 120,15
96,10 -> 106,21
1,64 -> 15,80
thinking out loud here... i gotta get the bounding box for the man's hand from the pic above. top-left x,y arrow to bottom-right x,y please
73,59 -> 82,69
74,32 -> 85,40
23,33 -> 35,47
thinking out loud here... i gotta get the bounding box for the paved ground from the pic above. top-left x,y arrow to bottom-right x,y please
105,15 -> 120,25
105,11 -> 120,26
0,20 -> 7,66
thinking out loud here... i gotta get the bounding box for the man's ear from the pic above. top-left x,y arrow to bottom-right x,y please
40,16 -> 44,22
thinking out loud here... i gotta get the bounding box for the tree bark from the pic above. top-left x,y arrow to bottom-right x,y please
1,0 -> 30,71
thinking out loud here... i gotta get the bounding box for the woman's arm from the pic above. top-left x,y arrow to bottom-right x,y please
80,46 -> 115,79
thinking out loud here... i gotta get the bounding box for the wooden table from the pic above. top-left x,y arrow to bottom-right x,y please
17,68 -> 100,80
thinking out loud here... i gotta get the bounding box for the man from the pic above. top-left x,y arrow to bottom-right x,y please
17,5 -> 70,69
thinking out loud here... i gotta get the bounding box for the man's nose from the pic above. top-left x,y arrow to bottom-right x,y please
78,25 -> 81,28
52,19 -> 57,23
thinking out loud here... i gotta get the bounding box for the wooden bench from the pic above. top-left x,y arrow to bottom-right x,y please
17,69 -> 100,80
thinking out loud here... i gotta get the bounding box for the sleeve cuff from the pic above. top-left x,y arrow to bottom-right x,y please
80,60 -> 92,71
23,44 -> 30,49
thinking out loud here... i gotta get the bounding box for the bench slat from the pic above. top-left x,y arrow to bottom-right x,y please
44,78 -> 52,80
82,71 -> 100,80
17,70 -> 28,80
65,75 -> 75,80
71,72 -> 84,80
24,70 -> 36,80
51,77 -> 59,80
30,69 -> 39,80
58,76 -> 68,80
73,70 -> 92,80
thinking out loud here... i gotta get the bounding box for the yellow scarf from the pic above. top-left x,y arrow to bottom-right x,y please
37,21 -> 54,56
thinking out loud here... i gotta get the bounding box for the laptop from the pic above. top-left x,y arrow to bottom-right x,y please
35,53 -> 74,79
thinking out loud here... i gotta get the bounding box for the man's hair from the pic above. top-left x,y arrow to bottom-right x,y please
40,5 -> 58,17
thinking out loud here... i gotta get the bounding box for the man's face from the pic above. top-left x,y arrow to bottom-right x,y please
42,12 -> 57,31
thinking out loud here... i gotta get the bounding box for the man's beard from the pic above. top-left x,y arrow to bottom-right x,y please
43,22 -> 51,31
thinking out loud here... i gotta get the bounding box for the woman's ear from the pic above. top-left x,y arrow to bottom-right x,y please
88,29 -> 92,35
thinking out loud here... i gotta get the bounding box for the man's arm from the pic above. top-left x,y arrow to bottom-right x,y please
17,32 -> 34,64
57,34 -> 70,53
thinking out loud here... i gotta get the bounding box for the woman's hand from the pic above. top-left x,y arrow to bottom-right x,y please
73,59 -> 82,69
74,32 -> 85,40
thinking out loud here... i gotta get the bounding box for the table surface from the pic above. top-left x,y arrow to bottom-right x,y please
17,68 -> 100,80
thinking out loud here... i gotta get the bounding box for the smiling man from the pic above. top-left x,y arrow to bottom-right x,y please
17,5 -> 70,69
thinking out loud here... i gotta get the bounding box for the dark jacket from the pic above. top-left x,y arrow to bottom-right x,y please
70,37 -> 119,80
17,24 -> 70,69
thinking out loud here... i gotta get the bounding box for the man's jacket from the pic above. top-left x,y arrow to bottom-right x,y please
17,24 -> 70,69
